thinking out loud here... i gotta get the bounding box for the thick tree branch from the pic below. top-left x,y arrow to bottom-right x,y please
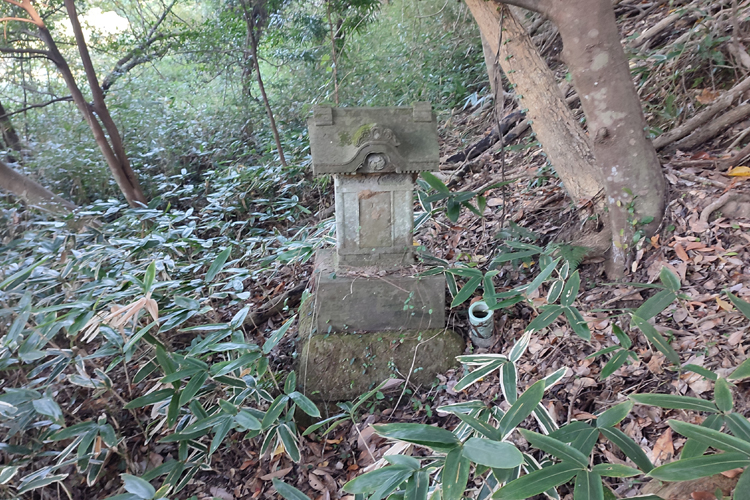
0,46 -> 51,58
496,0 -> 551,16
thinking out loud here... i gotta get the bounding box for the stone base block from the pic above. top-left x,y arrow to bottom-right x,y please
312,249 -> 445,333
297,328 -> 464,401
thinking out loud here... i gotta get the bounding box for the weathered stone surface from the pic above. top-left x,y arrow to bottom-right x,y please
311,250 -> 445,333
308,104 -> 439,176
334,174 -> 415,267
297,328 -> 464,401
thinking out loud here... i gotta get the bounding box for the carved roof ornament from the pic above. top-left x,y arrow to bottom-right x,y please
308,103 -> 439,175
354,125 -> 400,148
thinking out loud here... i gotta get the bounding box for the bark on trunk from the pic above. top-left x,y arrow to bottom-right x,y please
0,100 -> 23,154
465,0 -> 603,206
549,0 -> 666,275
63,0 -> 147,207
0,158 -> 76,215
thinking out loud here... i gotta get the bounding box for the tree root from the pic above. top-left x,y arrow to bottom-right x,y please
700,192 -> 750,222
653,74 -> 750,150
445,110 -> 525,164
244,283 -> 306,330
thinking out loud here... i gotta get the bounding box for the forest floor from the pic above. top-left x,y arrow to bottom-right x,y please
64,7 -> 750,500
171,93 -> 750,500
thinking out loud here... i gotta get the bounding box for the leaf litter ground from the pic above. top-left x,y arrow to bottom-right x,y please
151,104 -> 750,500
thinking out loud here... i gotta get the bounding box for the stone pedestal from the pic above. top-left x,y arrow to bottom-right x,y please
298,103 -> 462,401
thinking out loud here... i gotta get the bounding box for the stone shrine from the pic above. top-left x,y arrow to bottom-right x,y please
297,103 -> 463,401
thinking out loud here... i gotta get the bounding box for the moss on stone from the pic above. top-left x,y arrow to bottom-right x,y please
296,328 -> 464,402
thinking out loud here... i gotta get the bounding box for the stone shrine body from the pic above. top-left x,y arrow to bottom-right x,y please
297,103 -> 463,401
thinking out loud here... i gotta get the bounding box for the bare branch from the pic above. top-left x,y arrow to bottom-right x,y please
0,16 -> 36,24
145,0 -> 178,41
0,46 -> 51,57
0,96 -> 74,119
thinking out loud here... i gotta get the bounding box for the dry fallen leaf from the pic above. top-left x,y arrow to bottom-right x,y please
651,427 -> 674,465
691,491 -> 717,500
721,467 -> 745,478
727,165 -> 750,177
717,297 -> 733,312
696,88 -> 721,104
674,243 -> 691,262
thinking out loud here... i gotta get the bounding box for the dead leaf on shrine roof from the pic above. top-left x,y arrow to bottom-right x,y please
650,427 -> 674,465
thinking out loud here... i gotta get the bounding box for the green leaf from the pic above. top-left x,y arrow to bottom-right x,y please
209,416 -> 233,456
17,474 -> 68,495
498,380 -> 545,439
591,464 -> 640,477
235,410 -> 262,431
0,465 -> 19,485
288,391 -> 320,418
596,401 -> 634,428
124,389 -> 174,410
564,306 -> 591,340
422,171 -> 450,194
32,397 -> 63,422
501,361 -> 518,404
50,421 -> 98,441
451,276 -> 482,308
446,199 -> 460,222
599,427 -> 653,472
210,352 -> 261,377
462,438 -> 523,469
659,267 -> 681,292
494,462 -> 580,500
492,249 -> 540,265
143,262 -> 156,292
263,316 -> 295,354
454,413 -> 501,441
278,423 -> 301,462
385,455 -> 422,470
272,478 -> 312,500
454,359 -> 506,392
179,371 -> 208,406
405,469 -> 429,500
205,247 -> 232,282
714,378 -> 734,412
600,349 -> 631,379
519,429 -> 589,468
373,423 -> 461,453
729,358 -> 750,380
631,315 -> 680,365
0,256 -> 50,290
560,271 -> 580,307
634,290 -> 676,320
262,395 -> 290,430
523,257 -> 561,298
630,393 -> 718,413
343,465 -> 413,498
443,446 -> 471,500
669,420 -> 750,455
682,414 -> 724,459
735,467 -> 750,500
726,413 -> 750,442
727,291 -> 750,320
648,452 -> 750,481
547,279 -> 564,304
122,473 -> 156,499
608,325 -> 630,350
526,305 -> 564,334
574,470 -> 603,500
683,364 -> 717,381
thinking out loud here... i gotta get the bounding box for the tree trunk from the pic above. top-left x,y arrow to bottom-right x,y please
0,100 -> 23,154
468,0 -> 667,276
548,0 -> 665,275
240,0 -> 287,167
465,1 -> 603,206
63,0 -> 147,207
0,158 -> 76,215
